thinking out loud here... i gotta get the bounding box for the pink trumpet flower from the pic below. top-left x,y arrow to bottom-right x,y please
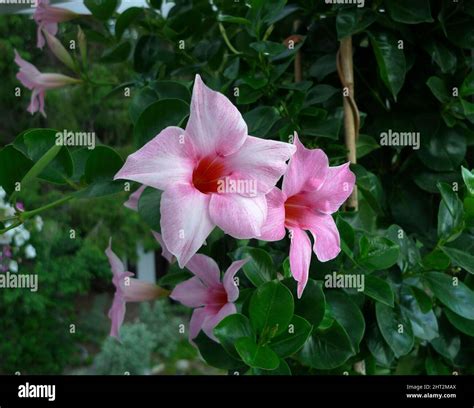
115,74 -> 296,267
106,239 -> 168,339
260,133 -> 355,298
171,254 -> 248,342
34,0 -> 78,49
14,50 -> 81,117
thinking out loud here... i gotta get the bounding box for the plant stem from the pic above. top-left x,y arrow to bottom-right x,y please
218,23 -> 241,55
20,195 -> 73,221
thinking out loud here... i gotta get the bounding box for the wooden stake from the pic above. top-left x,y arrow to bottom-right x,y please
337,37 -> 359,211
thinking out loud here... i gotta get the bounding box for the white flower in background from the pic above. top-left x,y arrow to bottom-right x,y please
34,216 -> 44,232
8,260 -> 18,273
13,225 -> 30,247
0,187 -> 5,200
25,244 -> 37,259
0,228 -> 14,245
161,0 -> 175,18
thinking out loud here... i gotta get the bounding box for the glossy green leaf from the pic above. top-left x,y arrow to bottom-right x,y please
364,275 -> 395,307
214,313 -> 255,360
233,247 -> 275,287
249,281 -> 294,337
269,315 -> 312,358
235,337 -> 280,370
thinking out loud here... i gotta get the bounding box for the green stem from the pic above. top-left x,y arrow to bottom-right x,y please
218,23 -> 241,55
0,221 -> 21,235
20,195 -> 73,221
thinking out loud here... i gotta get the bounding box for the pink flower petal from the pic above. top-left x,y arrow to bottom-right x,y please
185,74 -> 247,157
289,228 -> 312,298
260,188 -> 287,241
303,213 -> 341,262
160,183 -> 214,267
108,296 -> 126,339
189,307 -> 208,341
152,231 -> 174,263
114,126 -> 195,190
223,259 -> 248,302
303,162 -> 355,214
124,185 -> 146,211
185,253 -> 221,287
282,133 -> 329,197
201,303 -> 237,342
170,276 -> 208,308
105,238 -> 125,276
123,278 -> 163,302
209,193 -> 267,239
225,136 -> 296,195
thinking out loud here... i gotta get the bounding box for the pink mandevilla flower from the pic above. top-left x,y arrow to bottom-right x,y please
106,239 -> 167,339
14,50 -> 80,117
171,254 -> 248,342
115,74 -> 296,268
260,133 -> 355,298
33,0 -> 78,49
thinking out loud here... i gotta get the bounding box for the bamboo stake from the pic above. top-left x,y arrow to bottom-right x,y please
337,37 -> 359,211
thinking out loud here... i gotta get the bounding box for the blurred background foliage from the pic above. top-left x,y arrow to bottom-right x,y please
0,0 -> 473,375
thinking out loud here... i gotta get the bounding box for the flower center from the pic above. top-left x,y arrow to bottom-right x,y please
284,194 -> 309,228
206,285 -> 228,307
192,155 -> 227,194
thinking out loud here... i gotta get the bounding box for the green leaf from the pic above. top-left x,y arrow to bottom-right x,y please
84,0 -> 118,20
461,166 -> 474,195
366,324 -> 395,368
249,281 -> 294,337
461,72 -> 474,97
0,145 -> 32,195
235,337 -> 280,370
409,285 -> 433,313
437,182 -> 464,240
358,236 -> 400,271
252,358 -> 291,375
364,275 -> 395,307
386,225 -> 421,273
386,0 -> 433,24
269,315 -> 312,358
115,7 -> 142,39
299,320 -> 353,369
400,286 -> 438,341
444,308 -> 474,337
233,247 -> 276,287
356,134 -> 380,159
149,80 -> 191,102
417,125 -> 466,172
303,85 -> 338,106
309,54 -> 336,81
213,314 -> 255,360
283,279 -> 325,327
426,76 -> 449,103
441,246 -> 474,275
129,87 -> 159,123
430,316 -> 460,361
84,146 -> 123,184
422,249 -> 451,271
425,353 -> 451,375
19,143 -> 62,188
74,180 -> 124,199
326,291 -> 365,353
423,40 -> 457,74
194,332 -> 242,370
336,7 -> 377,39
217,14 -> 251,25
134,99 -> 189,147
243,106 -> 280,138
376,302 -> 414,358
425,272 -> 474,320
368,30 -> 406,99
137,187 -> 162,232
100,42 -> 131,63
23,129 -> 73,184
